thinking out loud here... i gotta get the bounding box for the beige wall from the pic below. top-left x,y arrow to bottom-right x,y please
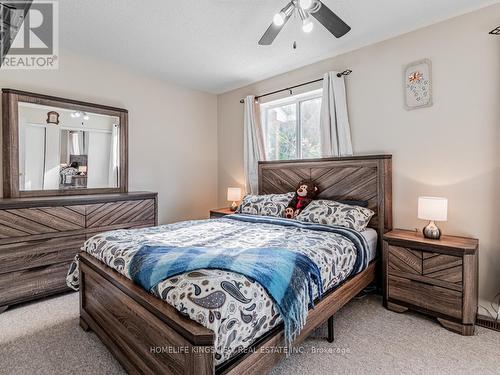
0,49 -> 219,224
217,4 -> 500,311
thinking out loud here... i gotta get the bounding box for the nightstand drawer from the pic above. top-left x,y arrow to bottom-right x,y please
388,245 -> 423,275
388,245 -> 463,287
388,275 -> 462,319
422,253 -> 462,283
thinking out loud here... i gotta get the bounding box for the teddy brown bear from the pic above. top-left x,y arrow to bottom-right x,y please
284,180 -> 319,219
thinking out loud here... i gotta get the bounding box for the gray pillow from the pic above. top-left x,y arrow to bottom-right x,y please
237,193 -> 294,217
296,199 -> 375,231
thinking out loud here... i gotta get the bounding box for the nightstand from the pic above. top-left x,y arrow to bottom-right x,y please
383,229 -> 478,335
209,207 -> 235,219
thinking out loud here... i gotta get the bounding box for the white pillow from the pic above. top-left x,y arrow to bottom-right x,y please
296,199 -> 375,231
236,193 -> 295,217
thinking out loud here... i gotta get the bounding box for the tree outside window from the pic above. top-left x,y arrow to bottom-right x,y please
261,90 -> 322,161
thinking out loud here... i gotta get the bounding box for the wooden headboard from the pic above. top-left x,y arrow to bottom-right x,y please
258,155 -> 392,248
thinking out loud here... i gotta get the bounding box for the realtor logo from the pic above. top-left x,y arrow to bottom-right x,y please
1,0 -> 59,69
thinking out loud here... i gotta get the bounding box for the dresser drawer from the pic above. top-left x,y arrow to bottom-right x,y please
388,275 -> 462,319
0,262 -> 72,306
86,199 -> 155,229
85,221 -> 156,240
0,235 -> 85,275
0,206 -> 85,239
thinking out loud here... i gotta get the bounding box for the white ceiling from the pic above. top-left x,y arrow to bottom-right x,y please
60,0 -> 499,94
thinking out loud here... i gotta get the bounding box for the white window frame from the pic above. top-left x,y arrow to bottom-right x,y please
261,89 -> 322,160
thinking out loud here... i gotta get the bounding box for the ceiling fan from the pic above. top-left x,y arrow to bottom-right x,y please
258,0 -> 350,45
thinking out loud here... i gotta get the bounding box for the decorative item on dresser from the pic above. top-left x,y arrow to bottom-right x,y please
383,229 -> 478,335
209,207 -> 234,219
0,89 -> 158,313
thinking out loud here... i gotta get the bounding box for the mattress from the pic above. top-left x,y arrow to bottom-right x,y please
361,228 -> 378,262
67,215 -> 373,366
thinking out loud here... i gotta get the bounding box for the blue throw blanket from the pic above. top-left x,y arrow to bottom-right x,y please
128,214 -> 369,348
130,245 -> 323,347
225,214 -> 370,274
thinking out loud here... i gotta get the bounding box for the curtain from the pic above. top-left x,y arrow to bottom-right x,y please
319,71 -> 353,157
69,131 -> 81,155
243,95 -> 266,194
69,131 -> 87,156
108,124 -> 119,187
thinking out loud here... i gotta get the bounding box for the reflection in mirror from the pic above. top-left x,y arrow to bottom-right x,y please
18,102 -> 120,191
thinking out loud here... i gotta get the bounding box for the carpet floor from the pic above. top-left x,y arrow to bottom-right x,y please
0,292 -> 498,375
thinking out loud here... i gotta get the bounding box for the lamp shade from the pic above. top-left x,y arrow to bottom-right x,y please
418,197 -> 448,222
227,187 -> 242,202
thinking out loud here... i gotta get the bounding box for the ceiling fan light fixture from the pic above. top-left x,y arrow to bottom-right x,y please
298,0 -> 313,10
273,2 -> 295,26
259,0 -> 349,45
302,18 -> 314,33
273,12 -> 285,26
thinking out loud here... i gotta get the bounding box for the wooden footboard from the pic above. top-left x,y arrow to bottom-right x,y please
79,253 -> 215,374
79,252 -> 376,375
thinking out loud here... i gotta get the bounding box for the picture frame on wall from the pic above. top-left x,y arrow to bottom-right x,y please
404,59 -> 432,110
46,111 -> 60,124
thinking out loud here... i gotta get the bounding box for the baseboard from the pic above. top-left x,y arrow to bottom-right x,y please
476,315 -> 500,332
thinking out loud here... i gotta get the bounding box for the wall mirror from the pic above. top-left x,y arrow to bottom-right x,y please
2,89 -> 128,198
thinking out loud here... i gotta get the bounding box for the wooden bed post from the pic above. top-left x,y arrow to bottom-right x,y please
327,316 -> 335,343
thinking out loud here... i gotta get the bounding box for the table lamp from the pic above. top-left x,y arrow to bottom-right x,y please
227,187 -> 242,211
418,197 -> 448,239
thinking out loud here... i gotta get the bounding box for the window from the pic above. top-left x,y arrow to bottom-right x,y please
261,89 -> 322,161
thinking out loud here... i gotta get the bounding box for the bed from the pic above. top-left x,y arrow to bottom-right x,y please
75,155 -> 392,375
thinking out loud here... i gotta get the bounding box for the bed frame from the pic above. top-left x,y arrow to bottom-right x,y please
78,155 -> 392,375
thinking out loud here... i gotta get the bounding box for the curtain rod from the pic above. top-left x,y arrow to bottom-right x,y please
239,69 -> 352,104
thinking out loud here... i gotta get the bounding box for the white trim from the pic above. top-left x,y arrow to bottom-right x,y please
24,122 -> 47,128
60,126 -> 113,134
22,122 -> 112,134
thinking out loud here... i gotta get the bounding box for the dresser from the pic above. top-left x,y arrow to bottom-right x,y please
383,229 -> 478,335
0,192 -> 157,312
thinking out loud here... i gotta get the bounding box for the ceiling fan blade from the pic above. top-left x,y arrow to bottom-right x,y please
258,14 -> 292,45
311,1 -> 351,38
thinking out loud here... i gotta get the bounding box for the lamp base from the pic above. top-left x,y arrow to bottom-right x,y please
423,220 -> 441,240
230,201 -> 238,211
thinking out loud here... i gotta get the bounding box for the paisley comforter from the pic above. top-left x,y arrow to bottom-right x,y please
67,215 -> 370,365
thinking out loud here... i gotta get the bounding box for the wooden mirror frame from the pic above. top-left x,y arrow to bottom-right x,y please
2,89 -> 128,198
